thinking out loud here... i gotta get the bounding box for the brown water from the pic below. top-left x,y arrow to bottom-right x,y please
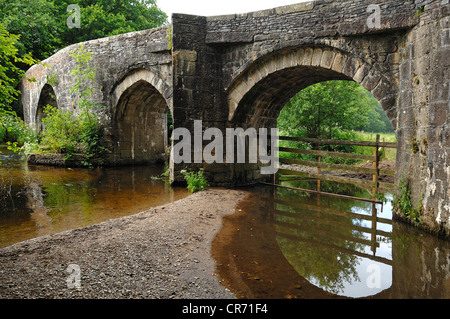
213,182 -> 450,299
0,147 -> 190,248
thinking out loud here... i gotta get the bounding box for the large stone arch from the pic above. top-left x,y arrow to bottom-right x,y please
111,69 -> 171,165
227,46 -> 397,130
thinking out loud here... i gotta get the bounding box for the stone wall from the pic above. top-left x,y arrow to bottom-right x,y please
396,1 -> 450,237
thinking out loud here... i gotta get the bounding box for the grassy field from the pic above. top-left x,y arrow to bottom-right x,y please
352,131 -> 397,162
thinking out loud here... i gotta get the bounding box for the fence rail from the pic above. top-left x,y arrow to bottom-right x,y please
264,134 -> 397,259
278,136 -> 398,148
269,134 -> 398,200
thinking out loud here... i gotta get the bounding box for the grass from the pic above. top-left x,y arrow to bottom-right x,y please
278,130 -> 397,164
352,131 -> 397,162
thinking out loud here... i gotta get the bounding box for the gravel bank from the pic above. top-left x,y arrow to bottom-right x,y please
0,189 -> 247,299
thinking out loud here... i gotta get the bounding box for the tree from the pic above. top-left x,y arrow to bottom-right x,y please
0,23 -> 37,111
0,24 -> 38,146
0,0 -> 61,61
0,0 -> 167,61
277,80 -> 388,140
57,0 -> 168,44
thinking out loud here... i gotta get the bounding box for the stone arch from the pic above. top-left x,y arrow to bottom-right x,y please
227,46 -> 397,129
36,83 -> 57,134
112,68 -> 173,113
111,69 -> 171,165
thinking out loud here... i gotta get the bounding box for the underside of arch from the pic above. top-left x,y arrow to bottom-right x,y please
228,46 -> 397,129
113,79 -> 169,165
36,84 -> 57,133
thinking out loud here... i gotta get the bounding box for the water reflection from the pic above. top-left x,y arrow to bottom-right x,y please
274,180 -> 393,298
0,146 -> 189,248
213,182 -> 450,299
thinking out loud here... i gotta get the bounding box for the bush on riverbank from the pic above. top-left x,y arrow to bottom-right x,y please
39,105 -> 105,165
34,45 -> 106,166
0,110 -> 37,146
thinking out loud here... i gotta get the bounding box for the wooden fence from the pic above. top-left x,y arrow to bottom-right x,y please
262,134 -> 397,204
273,198 -> 393,264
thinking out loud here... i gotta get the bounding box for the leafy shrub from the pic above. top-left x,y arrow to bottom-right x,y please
181,168 -> 209,193
0,110 -> 37,146
394,175 -> 423,226
40,105 -> 81,156
40,105 -> 104,163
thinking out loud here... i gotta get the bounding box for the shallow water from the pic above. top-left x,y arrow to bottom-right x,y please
0,147 -> 189,248
213,181 -> 450,299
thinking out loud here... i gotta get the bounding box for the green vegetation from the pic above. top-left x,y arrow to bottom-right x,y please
394,175 -> 423,226
0,23 -> 38,151
0,110 -> 37,146
0,23 -> 37,112
352,131 -> 397,162
277,80 -> 396,164
0,0 -> 167,61
38,45 -> 105,166
181,168 -> 209,193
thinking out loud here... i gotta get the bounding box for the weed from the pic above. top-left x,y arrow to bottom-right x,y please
181,168 -> 209,193
394,175 -> 423,226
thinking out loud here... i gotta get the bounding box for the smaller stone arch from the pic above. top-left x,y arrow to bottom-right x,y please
112,69 -> 173,113
36,83 -> 58,134
111,69 -> 171,165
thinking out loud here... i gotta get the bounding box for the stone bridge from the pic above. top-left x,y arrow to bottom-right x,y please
20,0 -> 449,238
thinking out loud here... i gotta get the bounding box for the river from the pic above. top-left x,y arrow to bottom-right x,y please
212,182 -> 450,299
0,146 -> 189,248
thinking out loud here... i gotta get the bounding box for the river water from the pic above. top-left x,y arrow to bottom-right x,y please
1,147 -> 449,299
0,146 -> 189,248
213,182 -> 450,299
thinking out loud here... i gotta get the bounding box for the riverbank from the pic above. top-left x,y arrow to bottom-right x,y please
0,189 -> 247,299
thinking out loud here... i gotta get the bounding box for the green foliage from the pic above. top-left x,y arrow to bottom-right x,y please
0,109 -> 37,146
353,131 -> 397,161
40,105 -> 80,156
0,0 -> 60,61
0,0 -> 167,61
38,45 -> 105,165
394,175 -> 423,226
416,6 -> 425,17
40,105 -> 104,162
69,45 -> 99,108
55,0 -> 167,46
278,81 -> 390,141
181,168 -> 209,193
277,80 -> 396,164
167,25 -> 173,50
0,23 -> 38,111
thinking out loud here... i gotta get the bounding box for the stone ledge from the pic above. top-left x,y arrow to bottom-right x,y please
205,1 -> 314,21
205,32 -> 255,44
27,153 -> 102,168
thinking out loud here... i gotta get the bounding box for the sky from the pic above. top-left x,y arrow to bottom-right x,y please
156,0 -> 310,21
